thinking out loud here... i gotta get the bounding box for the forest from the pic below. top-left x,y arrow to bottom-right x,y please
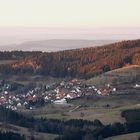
0,106 -> 140,140
0,132 -> 25,140
0,39 -> 140,78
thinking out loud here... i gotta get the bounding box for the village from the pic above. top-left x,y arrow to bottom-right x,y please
0,79 -> 118,111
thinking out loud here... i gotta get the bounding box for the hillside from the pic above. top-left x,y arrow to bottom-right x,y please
1,39 -> 117,52
86,65 -> 140,88
104,132 -> 140,140
0,39 -> 140,78
0,123 -> 57,140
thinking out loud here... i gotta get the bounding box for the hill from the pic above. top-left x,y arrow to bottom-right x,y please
0,123 -> 57,140
1,39 -> 117,52
86,65 -> 140,87
0,39 -> 140,78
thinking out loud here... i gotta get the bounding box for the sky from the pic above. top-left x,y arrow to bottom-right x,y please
0,0 -> 140,27
0,0 -> 140,45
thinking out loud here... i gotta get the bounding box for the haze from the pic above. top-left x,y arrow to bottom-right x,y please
0,0 -> 140,46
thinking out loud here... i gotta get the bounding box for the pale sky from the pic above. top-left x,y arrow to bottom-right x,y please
0,0 -> 140,27
0,0 -> 140,45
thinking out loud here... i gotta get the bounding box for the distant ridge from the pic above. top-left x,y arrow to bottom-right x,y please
0,39 -> 118,52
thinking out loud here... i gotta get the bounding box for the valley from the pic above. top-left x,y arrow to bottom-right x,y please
0,39 -> 140,140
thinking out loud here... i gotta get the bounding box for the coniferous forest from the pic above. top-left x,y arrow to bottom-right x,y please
0,39 -> 139,78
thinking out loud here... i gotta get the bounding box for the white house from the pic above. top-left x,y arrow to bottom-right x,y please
53,98 -> 67,104
134,84 -> 140,88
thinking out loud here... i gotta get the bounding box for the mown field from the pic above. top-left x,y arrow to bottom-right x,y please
104,132 -> 140,140
0,74 -> 63,85
0,60 -> 17,65
86,65 -> 140,88
0,123 -> 58,140
20,94 -> 140,124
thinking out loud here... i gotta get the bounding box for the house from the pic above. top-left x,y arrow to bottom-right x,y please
23,101 -> 28,106
134,84 -> 140,88
100,89 -> 110,96
4,91 -> 8,95
33,94 -> 36,98
53,98 -> 67,104
112,88 -> 116,92
17,102 -> 22,107
66,92 -> 77,99
11,106 -> 17,111
56,92 -> 65,99
44,96 -> 49,100
97,90 -> 102,95
0,99 -> 4,105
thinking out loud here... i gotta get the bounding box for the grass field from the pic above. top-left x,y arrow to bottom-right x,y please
0,122 -> 58,140
104,132 -> 140,140
0,60 -> 17,65
0,74 -> 64,85
86,65 -> 140,88
19,94 -> 140,124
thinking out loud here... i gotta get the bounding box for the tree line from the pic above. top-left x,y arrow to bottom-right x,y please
1,106 -> 140,140
0,132 -> 25,140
